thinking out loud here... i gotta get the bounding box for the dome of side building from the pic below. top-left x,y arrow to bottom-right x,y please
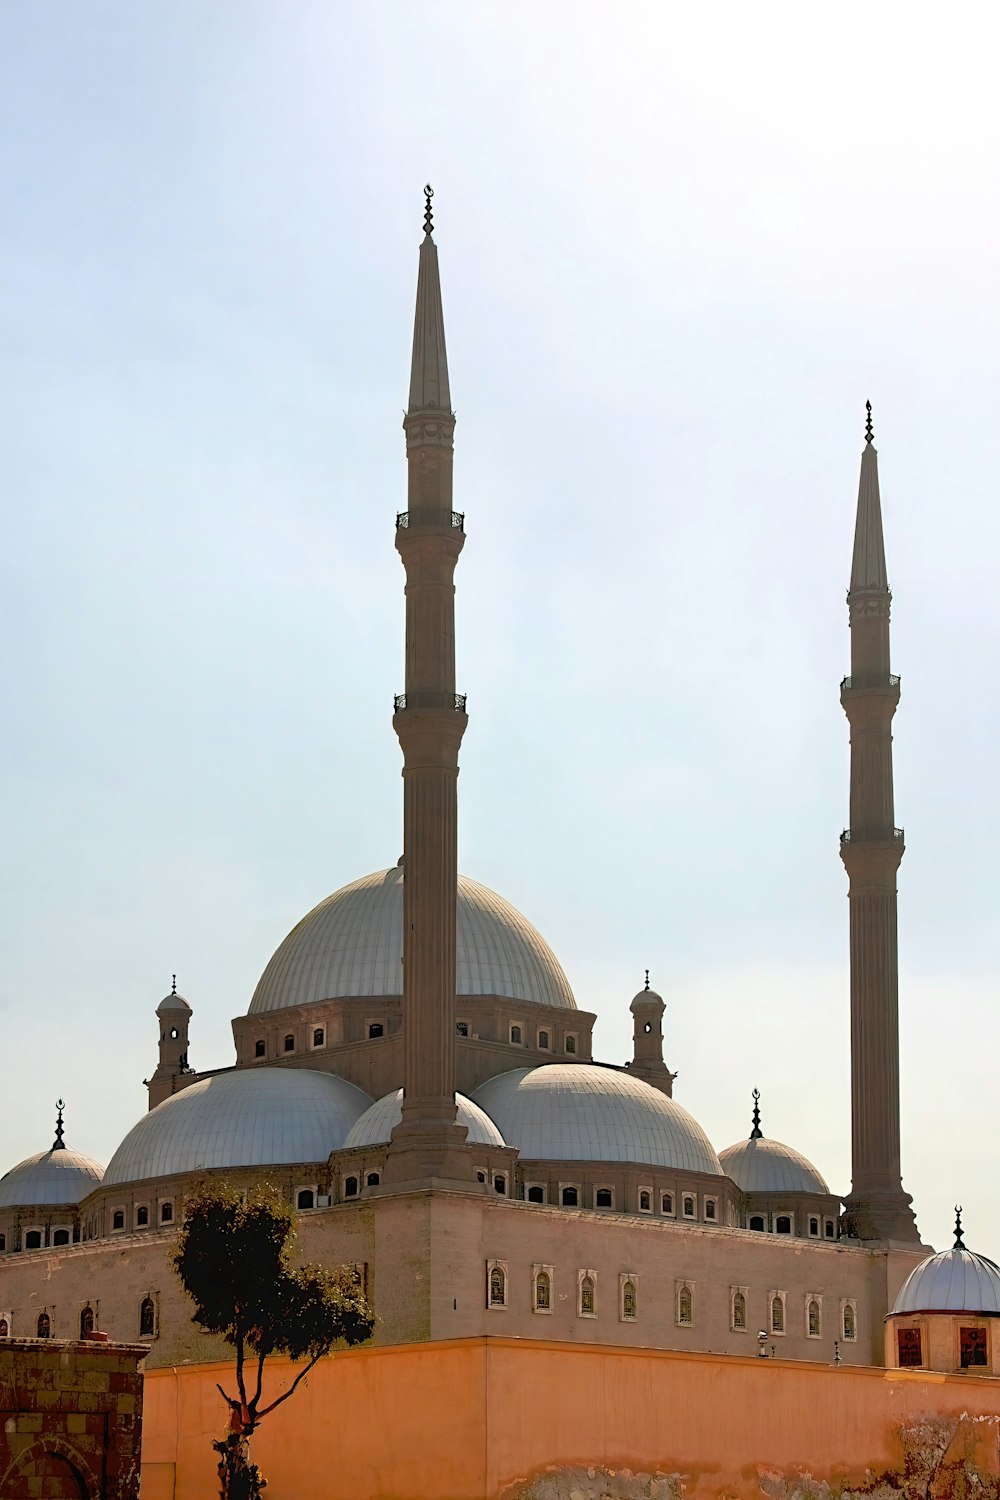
893,1243 -> 1000,1315
104,1068 -> 373,1186
0,1148 -> 105,1209
471,1064 -> 722,1173
248,865 -> 576,1014
344,1089 -> 506,1150
718,1136 -> 829,1195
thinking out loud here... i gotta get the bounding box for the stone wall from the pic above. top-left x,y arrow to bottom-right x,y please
0,1338 -> 145,1500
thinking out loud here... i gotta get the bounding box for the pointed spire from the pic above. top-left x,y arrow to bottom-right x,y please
954,1205 -> 966,1250
750,1087 -> 763,1140
850,401 -> 889,593
408,184 -> 451,415
52,1098 -> 66,1152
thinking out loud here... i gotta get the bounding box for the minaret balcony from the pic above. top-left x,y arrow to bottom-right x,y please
840,674 -> 900,691
394,691 -> 467,713
396,509 -> 465,531
840,827 -> 904,845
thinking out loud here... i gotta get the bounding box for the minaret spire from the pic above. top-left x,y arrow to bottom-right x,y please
386,187 -> 472,1183
52,1098 -> 66,1152
840,405 -> 919,1243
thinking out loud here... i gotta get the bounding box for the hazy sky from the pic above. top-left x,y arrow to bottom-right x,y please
2,4 -> 998,1254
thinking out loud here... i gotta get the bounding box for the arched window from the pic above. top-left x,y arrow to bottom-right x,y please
313,1027 -> 325,1047
661,1192 -> 673,1215
136,1206 -> 148,1227
807,1299 -> 821,1337
538,1030 -> 549,1049
677,1284 -> 693,1326
0,1234 -> 5,1252
493,1175 -> 507,1195
843,1302 -> 857,1341
297,1189 -> 315,1210
456,1021 -> 469,1037
139,1297 -> 155,1338
489,1265 -> 506,1307
683,1195 -> 695,1218
825,1219 -> 836,1238
52,1229 -> 70,1246
344,1176 -> 358,1198
580,1275 -> 596,1316
639,1190 -> 652,1212
771,1295 -> 784,1333
254,1039 -> 265,1058
535,1270 -> 551,1310
160,1202 -> 173,1224
37,1312 -> 51,1339
704,1199 -> 717,1221
561,1186 -> 579,1207
368,1023 -> 384,1039
112,1210 -> 124,1231
595,1188 -> 613,1208
366,1172 -> 381,1187
775,1215 -> 792,1235
510,1025 -> 522,1044
283,1033 -> 295,1052
25,1230 -> 42,1249
527,1185 -> 544,1203
809,1216 -> 819,1236
622,1279 -> 637,1320
564,1035 -> 577,1054
732,1290 -> 747,1330
749,1214 -> 766,1231
0,1318 -> 8,1337
80,1306 -> 94,1339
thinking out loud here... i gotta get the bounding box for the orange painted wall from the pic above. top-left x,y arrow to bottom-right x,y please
140,1338 -> 1000,1500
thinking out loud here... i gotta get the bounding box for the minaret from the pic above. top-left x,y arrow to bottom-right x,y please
840,404 -> 919,1243
148,975 -> 194,1110
629,972 -> 675,1096
385,187 -> 472,1183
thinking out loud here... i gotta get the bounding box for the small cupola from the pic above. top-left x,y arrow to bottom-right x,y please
887,1207 -> 1000,1374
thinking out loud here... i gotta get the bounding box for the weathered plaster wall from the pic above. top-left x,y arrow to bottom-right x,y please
138,1337 -> 1000,1500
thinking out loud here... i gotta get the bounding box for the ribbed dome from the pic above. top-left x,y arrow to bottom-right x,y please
0,1148 -> 104,1208
471,1065 -> 723,1174
248,866 -> 576,1014
893,1248 -> 1000,1315
719,1136 -> 829,1195
344,1089 -> 506,1150
104,1069 -> 373,1186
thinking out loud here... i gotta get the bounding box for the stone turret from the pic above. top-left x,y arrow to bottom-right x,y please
147,976 -> 194,1110
839,405 -> 919,1243
628,972 -> 675,1096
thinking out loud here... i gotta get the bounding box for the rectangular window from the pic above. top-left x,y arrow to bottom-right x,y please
312,1027 -> 325,1047
456,1021 -> 469,1037
897,1327 -> 923,1367
960,1326 -> 988,1368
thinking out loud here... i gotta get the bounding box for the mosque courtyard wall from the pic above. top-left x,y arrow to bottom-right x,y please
138,1336 -> 1000,1500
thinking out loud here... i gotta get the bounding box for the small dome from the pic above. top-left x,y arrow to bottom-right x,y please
893,1247 -> 1000,1316
248,866 -> 576,1014
471,1065 -> 723,1174
0,1148 -> 104,1209
104,1069 -> 373,1186
719,1136 -> 829,1195
630,973 -> 663,1009
157,978 -> 191,1015
343,1089 -> 506,1150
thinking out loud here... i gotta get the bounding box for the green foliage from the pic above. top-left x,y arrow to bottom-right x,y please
172,1179 -> 374,1494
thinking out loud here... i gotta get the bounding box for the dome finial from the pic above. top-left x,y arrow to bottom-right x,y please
750,1087 -> 763,1140
864,399 -> 874,446
423,183 -> 434,238
644,968 -> 650,991
171,974 -> 177,996
53,1098 -> 66,1152
954,1204 -> 966,1250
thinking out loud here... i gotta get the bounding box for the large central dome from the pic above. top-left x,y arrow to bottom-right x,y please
249,866 -> 576,1014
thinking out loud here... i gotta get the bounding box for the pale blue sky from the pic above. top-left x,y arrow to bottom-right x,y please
2,3 -> 998,1253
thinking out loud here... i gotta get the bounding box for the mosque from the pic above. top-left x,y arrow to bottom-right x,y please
2,189 -> 997,1420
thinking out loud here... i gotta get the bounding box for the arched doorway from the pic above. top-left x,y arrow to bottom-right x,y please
2,1442 -> 92,1498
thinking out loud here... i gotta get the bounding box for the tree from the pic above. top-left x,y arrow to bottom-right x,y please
172,1183 -> 374,1499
